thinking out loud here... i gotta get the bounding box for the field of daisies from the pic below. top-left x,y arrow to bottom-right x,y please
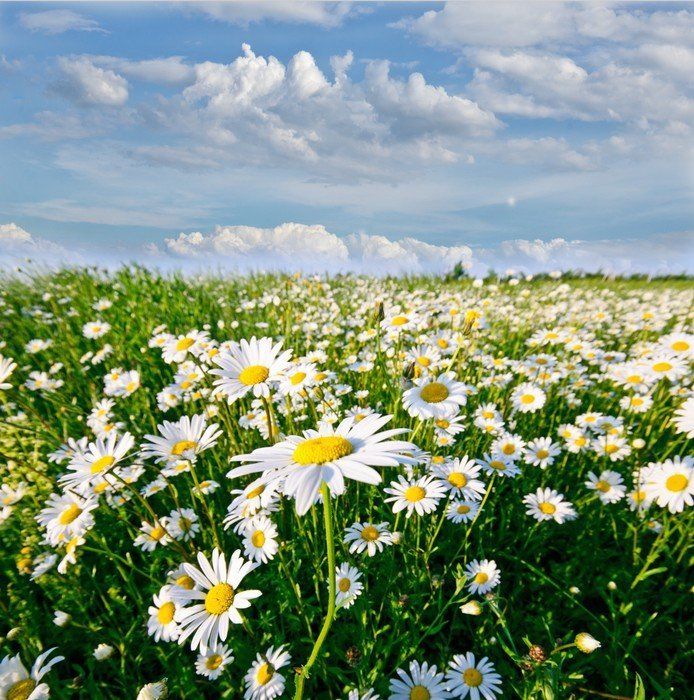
0,268 -> 692,700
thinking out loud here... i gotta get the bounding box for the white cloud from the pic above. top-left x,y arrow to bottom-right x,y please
196,1 -> 356,28
0,223 -> 71,266
56,57 -> 129,106
20,9 -> 105,35
162,223 -> 472,275
89,56 -> 195,85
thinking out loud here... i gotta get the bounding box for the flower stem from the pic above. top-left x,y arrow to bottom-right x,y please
294,482 -> 336,699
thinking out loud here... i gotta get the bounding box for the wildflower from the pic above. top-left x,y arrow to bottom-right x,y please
586,470 -> 626,504
574,633 -> 601,653
446,652 -> 502,699
0,648 -> 63,699
523,488 -> 577,523
384,475 -> 447,518
243,645 -> 291,700
343,522 -> 394,556
403,373 -> 469,419
388,660 -> 448,700
94,644 -> 115,661
242,515 -> 279,564
465,559 -> 500,595
196,643 -> 234,680
334,563 -> 363,609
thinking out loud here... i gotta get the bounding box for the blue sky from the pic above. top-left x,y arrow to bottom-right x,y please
0,1 -> 692,274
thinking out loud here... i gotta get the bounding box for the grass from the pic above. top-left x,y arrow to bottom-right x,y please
0,266 -> 692,699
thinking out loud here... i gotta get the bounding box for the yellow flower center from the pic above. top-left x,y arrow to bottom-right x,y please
539,502 -> 556,515
457,505 -> 471,514
409,686 -> 431,700
420,382 -> 449,403
652,362 -> 672,373
437,338 -> 449,349
632,490 -> 646,502
604,444 -> 619,454
7,679 -> 37,700
520,394 -> 535,404
435,419 -> 450,429
632,397 -> 644,406
176,574 -> 194,590
157,601 -> 175,625
474,572 -> 489,585
290,371 -> 307,385
361,525 -> 379,541
251,530 -> 266,547
391,315 -> 409,326
256,662 -> 274,685
666,474 -> 688,492
404,486 -> 426,502
150,525 -> 166,541
417,356 -> 431,367
206,654 -> 223,670
293,436 -> 353,465
448,473 -> 467,488
239,365 -> 270,386
463,668 -> 483,687
338,577 -> 351,592
59,503 -> 82,525
671,341 -> 689,351
205,583 -> 235,615
502,444 -> 516,455
595,480 -> 611,493
176,337 -> 195,352
536,449 -> 549,459
574,437 -> 587,447
489,460 -> 507,471
171,440 -> 197,456
90,455 -> 115,474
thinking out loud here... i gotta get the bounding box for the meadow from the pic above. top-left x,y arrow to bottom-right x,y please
0,267 -> 692,699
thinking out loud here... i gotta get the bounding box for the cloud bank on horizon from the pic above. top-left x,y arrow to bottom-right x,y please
2,221 -> 692,277
0,2 -> 692,275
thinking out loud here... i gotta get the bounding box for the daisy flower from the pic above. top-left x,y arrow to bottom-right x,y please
403,373 -> 468,420
0,648 -> 63,700
465,559 -> 500,595
384,475 -> 447,518
211,336 -> 292,403
643,457 -> 693,513
82,320 -> 111,339
36,491 -> 98,545
174,548 -> 261,653
196,643 -> 234,680
432,456 -> 486,501
61,432 -> 134,491
343,522 -> 394,556
147,585 -> 181,642
278,362 -> 317,396
347,690 -> 380,700
523,488 -> 577,523
673,397 -> 694,438
524,437 -> 561,468
243,645 -> 291,700
134,519 -> 172,552
162,330 -> 210,364
1,482 -> 27,507
477,453 -> 521,478
490,433 -> 525,461
446,500 -> 479,524
0,355 -> 17,390
388,660 -> 449,700
229,414 -> 415,515
334,563 -> 363,609
446,652 -> 503,699
511,382 -> 546,413
141,414 -> 222,465
169,508 -> 200,541
586,470 -> 626,504
242,515 -> 279,564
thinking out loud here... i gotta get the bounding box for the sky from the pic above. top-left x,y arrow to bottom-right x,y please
0,1 -> 693,275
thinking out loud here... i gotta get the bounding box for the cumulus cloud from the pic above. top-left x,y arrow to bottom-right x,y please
55,57 -> 129,107
196,1 -> 356,28
88,56 -> 195,85
20,9 -> 106,35
0,223 -> 71,266
162,223 -> 472,275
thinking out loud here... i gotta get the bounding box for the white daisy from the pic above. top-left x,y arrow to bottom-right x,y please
134,519 -> 173,552
388,660 -> 448,700
673,397 -> 694,438
384,475 -> 447,518
334,563 -> 363,609
141,414 -> 222,465
162,330 -> 210,364
36,491 -> 98,545
586,470 -> 626,504
0,648 -> 63,700
211,336 -> 292,403
524,437 -> 561,468
0,355 -> 17,390
242,515 -> 279,564
147,585 -> 180,642
195,643 -> 234,680
168,508 -> 200,542
511,382 -> 546,413
446,652 -> 503,699
446,500 -> 479,524
60,432 -> 134,492
465,559 -> 500,595
243,645 -> 291,700
403,373 -> 469,420
174,548 -> 261,653
431,456 -> 486,501
229,413 -> 415,515
523,488 -> 577,523
643,457 -> 694,513
343,522 -> 394,556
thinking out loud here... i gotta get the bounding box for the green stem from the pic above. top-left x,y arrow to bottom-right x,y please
294,482 -> 336,699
